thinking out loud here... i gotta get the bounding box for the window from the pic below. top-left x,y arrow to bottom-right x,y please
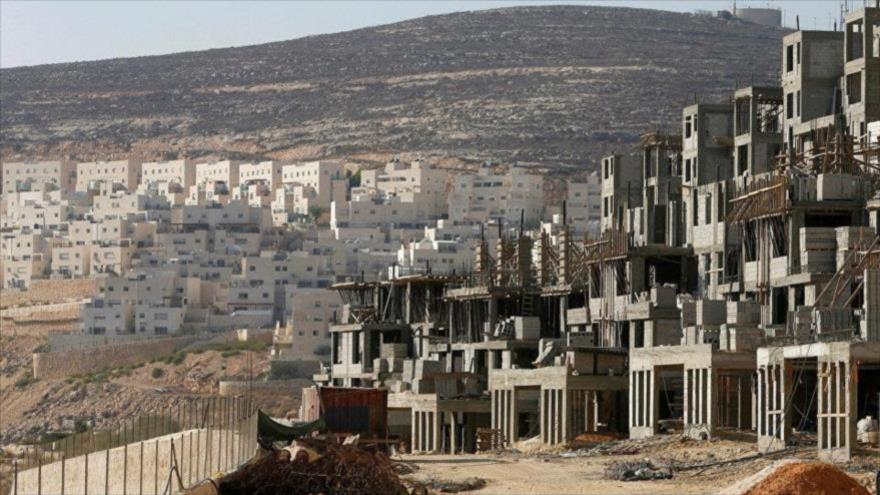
785,44 -> 794,72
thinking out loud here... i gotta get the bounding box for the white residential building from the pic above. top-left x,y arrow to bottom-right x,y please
448,165 -> 544,228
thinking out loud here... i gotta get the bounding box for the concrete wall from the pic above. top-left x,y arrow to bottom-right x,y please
13,416 -> 257,495
33,336 -> 197,380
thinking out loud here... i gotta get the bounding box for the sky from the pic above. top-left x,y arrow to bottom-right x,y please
0,0 -> 854,68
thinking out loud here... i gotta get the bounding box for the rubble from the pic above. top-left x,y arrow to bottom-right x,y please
215,439 -> 408,495
419,477 -> 487,493
604,459 -> 673,481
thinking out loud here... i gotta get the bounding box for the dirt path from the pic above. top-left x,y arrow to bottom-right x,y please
402,453 -> 725,494
400,437 -> 880,495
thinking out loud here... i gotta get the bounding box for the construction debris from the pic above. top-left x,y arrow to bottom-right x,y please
420,477 -> 488,493
215,439 -> 408,495
605,459 -> 673,481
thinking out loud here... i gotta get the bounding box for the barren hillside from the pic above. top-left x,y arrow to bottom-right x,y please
0,5 -> 784,171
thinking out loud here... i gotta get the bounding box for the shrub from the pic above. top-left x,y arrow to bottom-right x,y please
14,374 -> 36,389
151,367 -> 165,379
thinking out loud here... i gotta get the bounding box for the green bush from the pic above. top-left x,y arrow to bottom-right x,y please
14,374 -> 36,389
220,350 -> 240,358
74,418 -> 89,434
151,367 -> 165,379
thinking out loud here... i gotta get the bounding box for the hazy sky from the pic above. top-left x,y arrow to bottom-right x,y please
0,1 -> 853,68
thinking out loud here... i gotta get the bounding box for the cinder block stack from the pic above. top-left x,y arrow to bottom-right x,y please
726,301 -> 761,326
814,308 -> 853,334
862,268 -> 880,342
695,300 -> 726,328
836,226 -> 875,270
800,227 -> 836,273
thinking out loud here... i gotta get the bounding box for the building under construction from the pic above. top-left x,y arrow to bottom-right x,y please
314,6 -> 880,461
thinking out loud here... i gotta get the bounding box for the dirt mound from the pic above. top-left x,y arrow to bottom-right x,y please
743,461 -> 869,495
573,432 -> 623,443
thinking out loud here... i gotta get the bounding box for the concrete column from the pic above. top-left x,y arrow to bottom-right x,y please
509,389 -> 518,443
683,368 -> 690,427
433,411 -> 441,454
412,410 -> 419,453
628,371 -> 634,431
592,391 -> 599,433
450,412 -> 457,454
422,412 -> 429,452
491,390 -> 497,431
561,389 -> 570,442
817,362 -> 825,450
649,369 -> 656,430
708,368 -> 717,433
696,368 -> 703,425
540,389 -> 547,444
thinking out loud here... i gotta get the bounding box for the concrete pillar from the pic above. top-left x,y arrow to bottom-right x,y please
561,389 -> 570,442
628,371 -> 634,431
683,368 -> 690,427
491,390 -> 497,431
412,410 -> 419,453
433,411 -> 441,454
509,389 -> 518,443
450,412 -> 457,454
540,389 -> 547,444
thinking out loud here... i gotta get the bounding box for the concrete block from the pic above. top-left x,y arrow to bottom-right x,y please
799,227 -> 836,251
836,226 -> 874,251
862,268 -> 880,342
770,256 -> 788,279
380,343 -> 408,359
815,308 -> 853,335
720,325 -> 763,352
681,300 -> 696,326
817,173 -> 862,201
801,250 -> 835,273
727,301 -> 761,325
514,316 -> 541,340
651,285 -> 677,307
696,300 -> 726,327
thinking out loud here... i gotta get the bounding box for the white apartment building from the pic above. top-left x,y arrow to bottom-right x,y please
331,188 -> 438,229
273,287 -> 342,360
360,159 -> 448,217
1,160 -> 77,193
140,159 -> 195,190
194,160 -> 240,189
239,160 -> 284,191
281,160 -> 346,208
171,201 -> 272,232
1,229 -> 51,288
448,165 -> 544,227
51,243 -> 91,278
92,192 -> 171,221
396,238 -> 474,275
565,173 -> 602,236
76,159 -> 142,193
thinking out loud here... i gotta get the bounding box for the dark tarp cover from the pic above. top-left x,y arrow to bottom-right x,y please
257,410 -> 325,445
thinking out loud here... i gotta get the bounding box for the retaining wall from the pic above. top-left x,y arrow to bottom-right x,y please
33,336 -> 198,380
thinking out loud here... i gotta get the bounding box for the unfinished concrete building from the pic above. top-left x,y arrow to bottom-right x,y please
315,7 -> 880,462
627,8 -> 880,462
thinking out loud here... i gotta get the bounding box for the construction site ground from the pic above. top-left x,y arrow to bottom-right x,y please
399,433 -> 880,494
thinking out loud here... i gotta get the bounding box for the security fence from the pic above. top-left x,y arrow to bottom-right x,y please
8,396 -> 258,495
